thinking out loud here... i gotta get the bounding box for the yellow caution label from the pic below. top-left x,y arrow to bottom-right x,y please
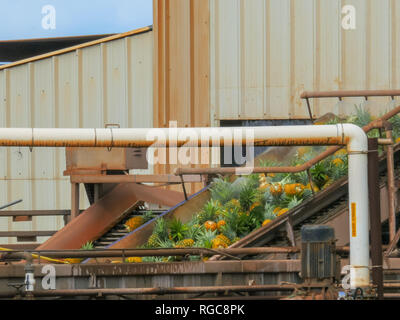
351,202 -> 357,237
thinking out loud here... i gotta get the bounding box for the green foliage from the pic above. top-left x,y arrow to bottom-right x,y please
80,241 -> 94,250
168,218 -> 188,242
152,217 -> 169,242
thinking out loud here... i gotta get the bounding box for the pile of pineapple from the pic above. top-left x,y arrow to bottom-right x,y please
125,106 -> 400,263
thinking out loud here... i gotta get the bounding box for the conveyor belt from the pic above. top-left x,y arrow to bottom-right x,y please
215,143 -> 400,259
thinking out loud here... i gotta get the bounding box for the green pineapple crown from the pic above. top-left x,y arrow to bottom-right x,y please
168,218 -> 189,242
152,217 -> 169,241
80,241 -> 94,250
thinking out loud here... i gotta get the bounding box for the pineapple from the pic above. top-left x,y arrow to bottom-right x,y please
126,257 -> 142,263
80,241 -> 94,250
258,183 -> 270,192
195,229 -> 217,249
270,183 -> 283,196
305,183 -> 319,193
277,208 -> 289,216
204,220 -> 217,232
322,178 -> 335,190
217,220 -> 226,231
124,216 -> 143,232
249,201 -> 262,212
219,224 -> 237,243
226,198 -> 241,209
284,183 -> 304,196
147,217 -> 169,247
211,238 -> 228,249
239,183 -> 258,211
332,158 -> 344,167
125,211 -> 154,232
175,239 -> 195,248
216,234 -> 231,246
209,177 -> 235,205
310,162 -> 330,190
262,219 -> 272,227
334,149 -> 347,156
147,233 -> 161,248
168,218 -> 188,242
197,200 -> 220,224
273,207 -> 282,214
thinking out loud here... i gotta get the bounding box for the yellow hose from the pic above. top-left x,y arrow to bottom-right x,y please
0,247 -> 70,264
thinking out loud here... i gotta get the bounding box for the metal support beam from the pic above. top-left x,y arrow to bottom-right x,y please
71,183 -> 80,220
385,129 -> 397,242
368,138 -> 384,299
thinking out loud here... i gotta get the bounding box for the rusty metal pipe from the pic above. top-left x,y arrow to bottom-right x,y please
301,90 -> 400,99
0,246 -> 358,260
385,129 -> 397,242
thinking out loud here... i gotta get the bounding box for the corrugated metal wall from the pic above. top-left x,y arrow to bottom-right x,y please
153,0 -> 210,194
210,0 -> 400,123
0,30 -> 153,244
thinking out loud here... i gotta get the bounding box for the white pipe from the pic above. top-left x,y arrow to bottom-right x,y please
339,124 -> 370,289
0,124 -> 369,288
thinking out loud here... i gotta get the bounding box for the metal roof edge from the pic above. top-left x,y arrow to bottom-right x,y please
0,25 -> 153,71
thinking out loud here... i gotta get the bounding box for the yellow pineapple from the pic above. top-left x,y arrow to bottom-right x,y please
125,216 -> 144,232
332,158 -> 344,166
270,183 -> 283,196
305,183 -> 319,193
249,202 -> 262,212
277,208 -> 289,217
334,149 -> 347,156
273,207 -> 282,215
211,238 -> 228,249
262,219 -> 272,227
126,257 -> 142,263
284,183 -> 304,196
217,220 -> 226,231
216,234 -> 231,246
175,239 -> 195,248
204,221 -> 217,231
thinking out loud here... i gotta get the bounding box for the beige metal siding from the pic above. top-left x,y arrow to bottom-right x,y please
0,30 -> 153,244
210,0 -> 400,122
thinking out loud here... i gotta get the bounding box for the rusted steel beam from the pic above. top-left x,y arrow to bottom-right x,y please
0,231 -> 56,237
301,90 -> 400,99
0,247 -> 301,260
385,129 -> 397,242
71,183 -> 79,220
29,284 -> 296,297
368,138 -> 384,300
0,246 -> 365,261
0,210 -> 70,217
70,174 -> 202,184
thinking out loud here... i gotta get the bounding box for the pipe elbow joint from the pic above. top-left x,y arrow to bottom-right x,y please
340,123 -> 368,153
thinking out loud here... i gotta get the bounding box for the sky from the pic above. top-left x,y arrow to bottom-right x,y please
0,0 -> 153,40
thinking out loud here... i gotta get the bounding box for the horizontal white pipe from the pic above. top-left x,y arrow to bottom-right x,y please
0,126 -> 344,147
0,124 -> 369,289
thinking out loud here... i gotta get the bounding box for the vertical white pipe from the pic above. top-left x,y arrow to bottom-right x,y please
341,124 -> 370,289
